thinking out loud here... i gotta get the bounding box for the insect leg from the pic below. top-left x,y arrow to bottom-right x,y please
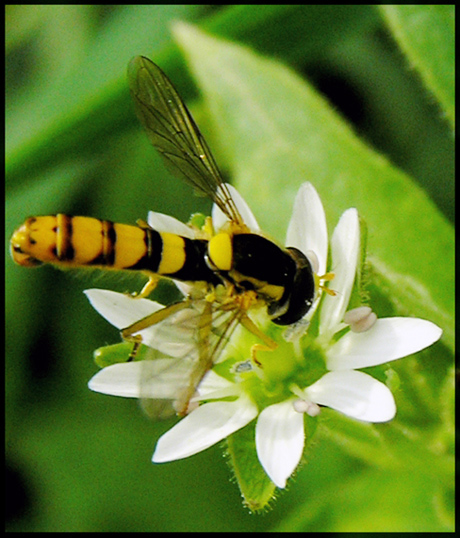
174,300 -> 214,416
135,275 -> 160,298
121,300 -> 191,360
238,314 -> 278,366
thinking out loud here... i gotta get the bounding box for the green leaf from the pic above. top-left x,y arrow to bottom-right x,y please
380,5 -> 455,130
277,465 -> 453,532
173,23 -> 453,350
317,409 -> 399,468
6,6 -> 378,188
6,8 -> 454,531
6,5 -> 207,184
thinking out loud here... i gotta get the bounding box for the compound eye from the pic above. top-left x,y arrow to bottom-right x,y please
270,251 -> 315,326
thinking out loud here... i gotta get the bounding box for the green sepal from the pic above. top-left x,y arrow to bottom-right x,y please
225,421 -> 276,512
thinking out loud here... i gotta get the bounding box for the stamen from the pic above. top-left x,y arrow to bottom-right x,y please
293,399 -> 321,416
290,385 -> 321,416
344,306 -> 377,332
319,271 -> 337,296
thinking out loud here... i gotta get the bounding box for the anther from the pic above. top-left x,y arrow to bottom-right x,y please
293,399 -> 321,417
344,306 -> 377,333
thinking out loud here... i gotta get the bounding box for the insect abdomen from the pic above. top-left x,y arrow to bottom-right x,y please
10,215 -> 215,282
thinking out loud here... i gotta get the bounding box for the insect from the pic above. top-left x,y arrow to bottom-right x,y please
10,56 -> 318,414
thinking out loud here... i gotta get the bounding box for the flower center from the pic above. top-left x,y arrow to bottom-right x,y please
216,320 -> 328,412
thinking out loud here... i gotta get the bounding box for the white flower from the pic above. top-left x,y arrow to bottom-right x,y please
87,183 -> 442,490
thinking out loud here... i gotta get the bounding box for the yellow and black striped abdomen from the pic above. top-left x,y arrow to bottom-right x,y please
10,215 -> 217,283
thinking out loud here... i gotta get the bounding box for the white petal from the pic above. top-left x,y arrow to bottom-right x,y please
84,289 -> 163,329
88,359 -> 193,399
255,400 -> 305,488
196,370 -> 240,400
147,212 -> 196,238
212,183 -> 260,232
319,208 -> 360,338
286,182 -> 328,276
84,289 -> 197,358
326,317 -> 443,371
172,280 -> 192,297
305,370 -> 396,422
136,306 -> 199,358
88,362 -> 143,398
152,394 -> 258,462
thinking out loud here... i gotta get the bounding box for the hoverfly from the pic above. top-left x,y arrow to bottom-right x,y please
10,56 -> 317,414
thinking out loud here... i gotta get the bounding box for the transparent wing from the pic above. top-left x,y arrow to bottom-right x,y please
128,56 -> 243,225
135,298 -> 245,417
138,351 -> 195,420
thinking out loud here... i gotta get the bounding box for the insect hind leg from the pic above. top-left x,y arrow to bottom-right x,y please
121,300 -> 192,360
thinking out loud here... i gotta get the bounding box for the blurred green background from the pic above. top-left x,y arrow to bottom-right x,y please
6,5 -> 453,532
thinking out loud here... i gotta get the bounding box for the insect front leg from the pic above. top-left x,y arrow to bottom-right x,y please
239,314 -> 278,367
